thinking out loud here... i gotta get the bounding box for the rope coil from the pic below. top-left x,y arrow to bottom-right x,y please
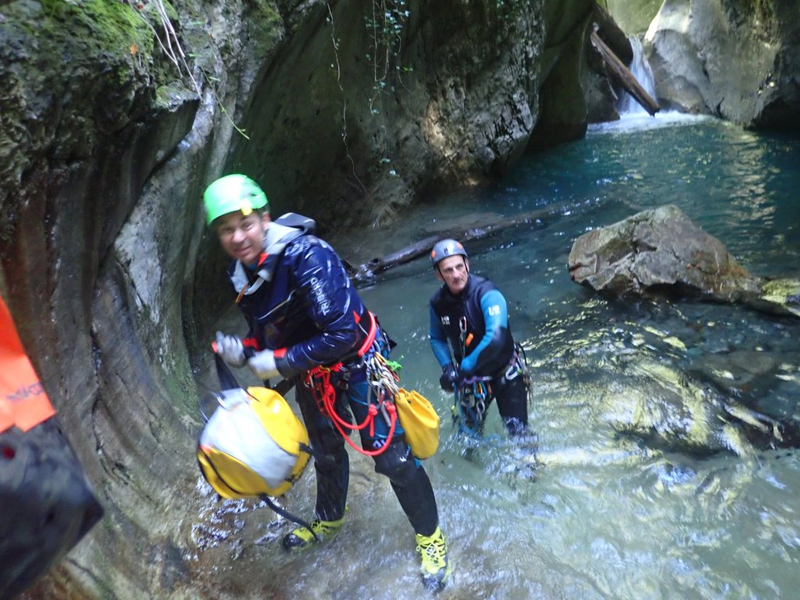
305,338 -> 403,457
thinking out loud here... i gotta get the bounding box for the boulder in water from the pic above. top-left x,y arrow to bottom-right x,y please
568,204 -> 762,301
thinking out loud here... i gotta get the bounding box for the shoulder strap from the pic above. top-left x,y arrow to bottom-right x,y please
274,212 -> 317,235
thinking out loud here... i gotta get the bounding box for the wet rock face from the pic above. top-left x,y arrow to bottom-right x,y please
567,205 -> 763,301
231,0 -> 553,227
605,0 -> 663,35
643,0 -> 800,129
0,1 -> 256,597
582,3 -> 636,125
527,0 -> 595,148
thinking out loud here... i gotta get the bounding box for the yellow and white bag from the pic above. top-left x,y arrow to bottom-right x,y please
197,387 -> 310,499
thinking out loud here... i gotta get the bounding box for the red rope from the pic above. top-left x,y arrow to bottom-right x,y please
304,365 -> 396,456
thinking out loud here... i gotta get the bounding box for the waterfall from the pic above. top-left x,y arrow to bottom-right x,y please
618,36 -> 657,115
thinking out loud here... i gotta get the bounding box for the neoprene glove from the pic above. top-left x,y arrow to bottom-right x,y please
215,331 -> 246,367
248,349 -> 280,380
439,363 -> 460,392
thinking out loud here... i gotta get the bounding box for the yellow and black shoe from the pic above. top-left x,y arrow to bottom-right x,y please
415,526 -> 452,592
281,515 -> 345,551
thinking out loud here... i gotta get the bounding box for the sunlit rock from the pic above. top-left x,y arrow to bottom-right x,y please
749,278 -> 800,318
643,0 -> 800,129
568,204 -> 762,301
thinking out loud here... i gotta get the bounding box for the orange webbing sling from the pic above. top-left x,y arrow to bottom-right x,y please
0,297 -> 56,433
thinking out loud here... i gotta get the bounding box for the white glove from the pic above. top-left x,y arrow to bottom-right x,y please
215,331 -> 246,367
248,348 -> 280,380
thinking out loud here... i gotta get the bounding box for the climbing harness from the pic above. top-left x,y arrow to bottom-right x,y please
451,315 -> 489,437
459,316 -> 469,355
512,343 -> 532,402
451,345 -> 531,438
452,376 -> 492,438
304,312 -> 439,459
304,312 -> 398,457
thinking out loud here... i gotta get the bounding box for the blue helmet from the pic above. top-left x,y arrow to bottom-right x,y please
430,239 -> 468,268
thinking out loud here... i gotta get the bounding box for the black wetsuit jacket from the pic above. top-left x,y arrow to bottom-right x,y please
429,274 -> 516,378
230,214 -> 372,378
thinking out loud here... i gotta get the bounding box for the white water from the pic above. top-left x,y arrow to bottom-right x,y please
617,36 -> 658,116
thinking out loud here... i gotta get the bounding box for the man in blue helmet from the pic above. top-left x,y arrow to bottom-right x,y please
204,174 -> 450,591
428,239 -> 529,438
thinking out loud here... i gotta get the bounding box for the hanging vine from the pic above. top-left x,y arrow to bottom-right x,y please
325,1 -> 413,185
365,0 -> 411,114
124,0 -> 249,139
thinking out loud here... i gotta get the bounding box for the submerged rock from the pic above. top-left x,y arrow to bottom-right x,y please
600,357 -> 794,456
689,350 -> 780,393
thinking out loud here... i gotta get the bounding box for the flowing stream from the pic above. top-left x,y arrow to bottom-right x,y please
617,36 -> 657,116
190,115 -> 800,599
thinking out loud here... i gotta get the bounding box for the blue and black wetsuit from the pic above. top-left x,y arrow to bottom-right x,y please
230,213 -> 439,535
429,274 -> 528,435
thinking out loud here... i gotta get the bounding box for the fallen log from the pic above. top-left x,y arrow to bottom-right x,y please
591,3 -> 632,65
590,30 -> 660,116
343,201 -> 569,284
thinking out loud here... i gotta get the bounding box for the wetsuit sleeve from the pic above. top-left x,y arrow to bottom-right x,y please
277,241 -> 362,376
429,305 -> 453,368
459,289 -> 508,375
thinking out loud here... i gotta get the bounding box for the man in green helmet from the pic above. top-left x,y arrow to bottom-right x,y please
204,174 -> 451,591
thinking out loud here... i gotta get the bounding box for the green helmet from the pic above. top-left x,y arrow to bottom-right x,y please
203,174 -> 269,225
430,238 -> 468,268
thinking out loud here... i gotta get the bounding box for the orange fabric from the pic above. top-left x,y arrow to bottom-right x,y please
0,296 -> 56,433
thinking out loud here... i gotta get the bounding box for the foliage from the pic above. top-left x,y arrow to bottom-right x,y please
364,0 -> 411,108
39,0 -> 153,52
123,0 -> 201,94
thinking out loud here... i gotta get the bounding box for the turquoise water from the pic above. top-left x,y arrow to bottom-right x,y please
191,115 -> 800,599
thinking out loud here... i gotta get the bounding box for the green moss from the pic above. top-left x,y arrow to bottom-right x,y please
247,0 -> 281,25
244,0 -> 284,55
155,81 -> 197,109
163,348 -> 198,415
37,0 -> 154,55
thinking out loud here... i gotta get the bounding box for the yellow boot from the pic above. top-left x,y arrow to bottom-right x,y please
415,526 -> 452,591
282,515 -> 345,551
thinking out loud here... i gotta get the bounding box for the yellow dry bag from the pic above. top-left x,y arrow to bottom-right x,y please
395,388 -> 440,459
197,386 -> 311,499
